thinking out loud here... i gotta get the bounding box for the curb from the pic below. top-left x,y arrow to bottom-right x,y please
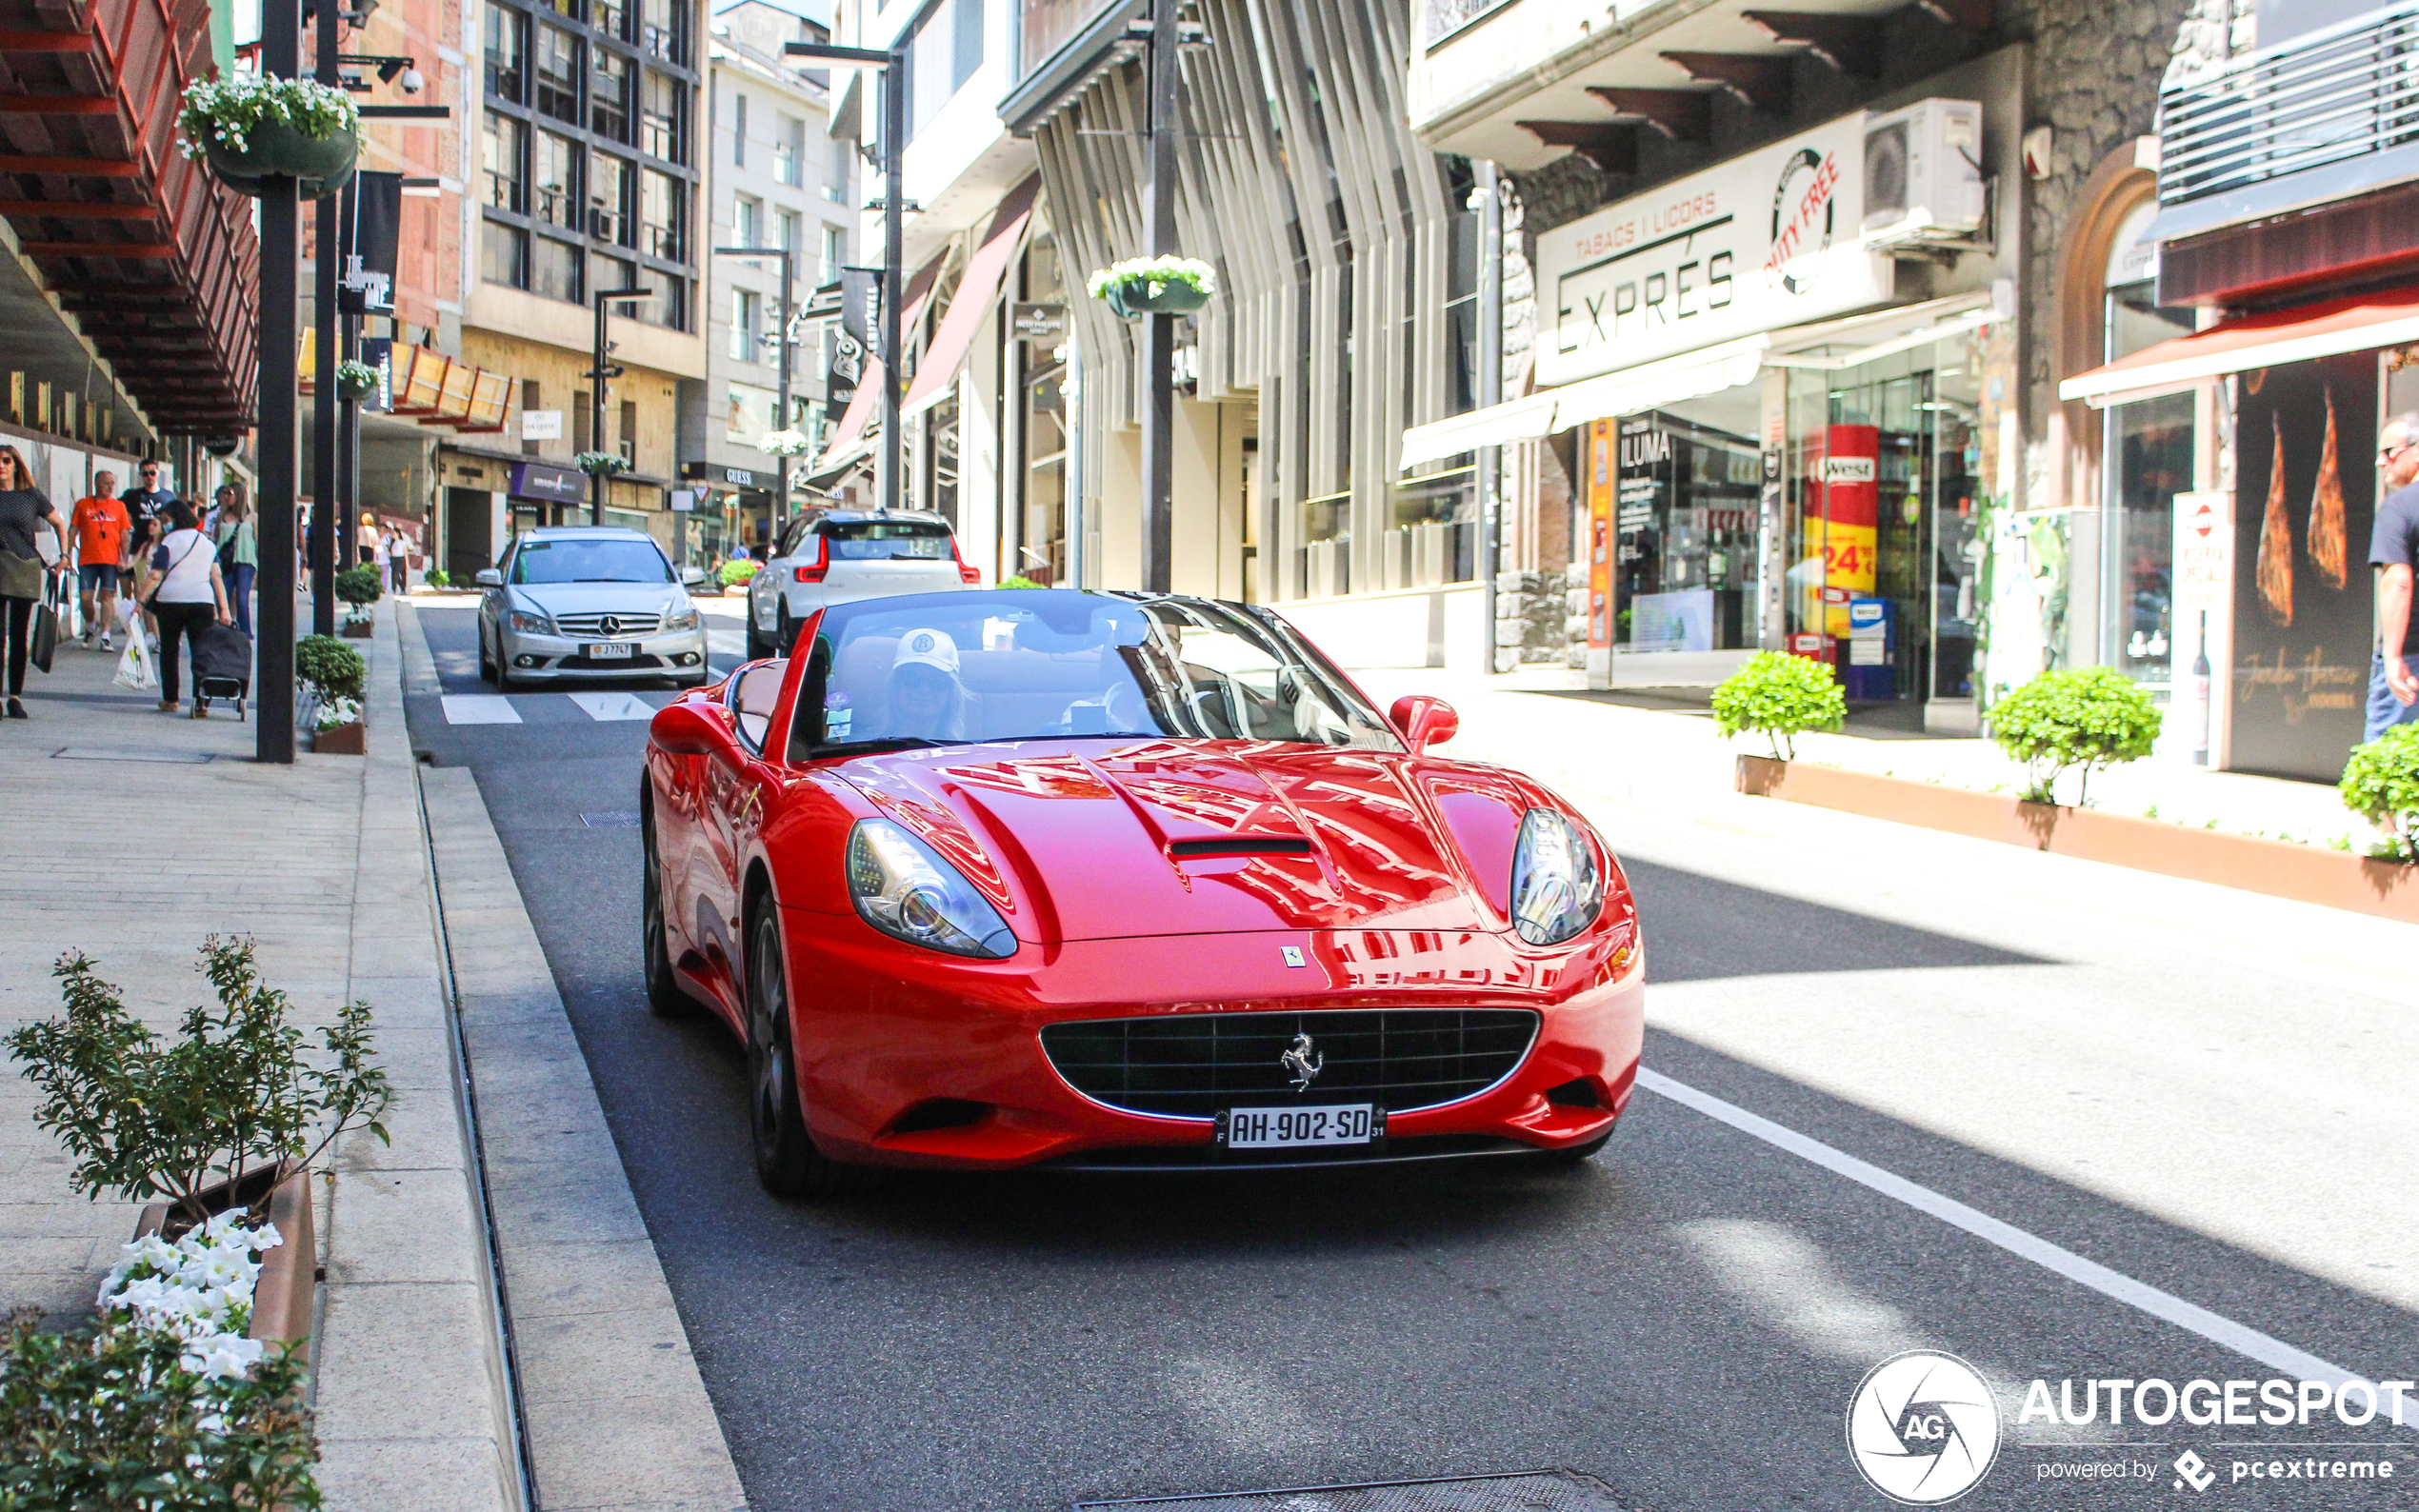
401,603 -> 750,1512
1736,754 -> 2419,925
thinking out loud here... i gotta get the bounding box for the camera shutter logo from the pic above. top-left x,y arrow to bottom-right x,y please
1846,1350 -> 2000,1504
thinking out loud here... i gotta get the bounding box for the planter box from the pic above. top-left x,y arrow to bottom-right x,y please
134,1162 -> 317,1355
313,721 -> 366,755
340,620 -> 374,639
1736,754 -> 2419,925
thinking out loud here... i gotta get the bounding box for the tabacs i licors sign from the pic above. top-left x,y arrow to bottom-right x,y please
1534,110 -> 1895,387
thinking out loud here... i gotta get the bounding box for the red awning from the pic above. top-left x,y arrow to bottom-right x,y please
901,177 -> 1042,419
817,253 -> 948,464
2060,283 -> 2419,407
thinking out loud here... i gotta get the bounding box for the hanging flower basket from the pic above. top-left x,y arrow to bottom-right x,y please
574,450 -> 630,477
755,428 -> 812,458
334,360 -> 378,404
1089,256 -> 1216,321
178,75 -> 362,201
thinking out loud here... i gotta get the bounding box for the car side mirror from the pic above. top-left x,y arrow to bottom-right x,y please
473,568 -> 502,587
680,566 -> 707,586
650,698 -> 730,757
1389,694 -> 1459,751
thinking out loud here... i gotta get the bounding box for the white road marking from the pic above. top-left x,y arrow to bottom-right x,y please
1639,1067 -> 2413,1422
440,694 -> 523,725
568,691 -> 657,722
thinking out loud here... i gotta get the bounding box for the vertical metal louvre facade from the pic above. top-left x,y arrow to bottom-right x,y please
1028,0 -> 1463,601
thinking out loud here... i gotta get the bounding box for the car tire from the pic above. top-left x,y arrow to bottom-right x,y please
479,629 -> 497,685
745,905 -> 875,1198
775,603 -> 796,656
745,601 -> 773,659
641,806 -> 691,1019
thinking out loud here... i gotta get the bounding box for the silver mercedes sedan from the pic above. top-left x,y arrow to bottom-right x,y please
474,527 -> 710,690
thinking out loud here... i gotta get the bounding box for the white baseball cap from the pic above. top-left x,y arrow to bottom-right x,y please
891,627 -> 960,675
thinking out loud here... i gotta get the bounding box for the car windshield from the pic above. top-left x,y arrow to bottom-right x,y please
822,520 -> 951,562
800,590 -> 1403,754
510,537 -> 672,584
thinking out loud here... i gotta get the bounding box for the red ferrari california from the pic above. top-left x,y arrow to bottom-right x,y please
641,588 -> 1644,1194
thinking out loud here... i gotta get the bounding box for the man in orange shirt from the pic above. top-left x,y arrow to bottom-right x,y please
70,470 -> 130,651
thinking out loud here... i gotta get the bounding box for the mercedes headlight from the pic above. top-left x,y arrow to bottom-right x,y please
506,608 -> 555,635
1509,808 -> 1602,945
845,819 -> 1017,958
663,605 -> 702,631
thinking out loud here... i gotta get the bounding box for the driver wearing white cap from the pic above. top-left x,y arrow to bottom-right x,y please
881,627 -> 970,740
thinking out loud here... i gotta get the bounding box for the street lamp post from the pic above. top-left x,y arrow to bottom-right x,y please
785,27 -> 924,517
254,0 -> 302,763
310,0 -> 341,634
1138,0 -> 1179,594
711,245 -> 794,522
589,284 -> 651,526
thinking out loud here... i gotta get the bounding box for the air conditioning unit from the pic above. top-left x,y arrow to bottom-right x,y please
1861,99 -> 1986,249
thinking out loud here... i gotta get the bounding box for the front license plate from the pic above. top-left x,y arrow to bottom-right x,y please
1220,1104 -> 1381,1149
584,642 -> 635,660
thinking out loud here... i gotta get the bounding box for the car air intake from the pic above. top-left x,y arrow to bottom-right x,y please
1040,1008 -> 1538,1120
1167,837 -> 1314,858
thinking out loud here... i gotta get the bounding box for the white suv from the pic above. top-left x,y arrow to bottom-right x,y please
745,509 -> 978,655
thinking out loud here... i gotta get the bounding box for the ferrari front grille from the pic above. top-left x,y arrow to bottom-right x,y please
1039,1008 -> 1539,1120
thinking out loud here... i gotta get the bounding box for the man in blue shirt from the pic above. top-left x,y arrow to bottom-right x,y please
2366,411 -> 2419,741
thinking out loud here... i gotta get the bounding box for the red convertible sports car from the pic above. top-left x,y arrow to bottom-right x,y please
642,588 -> 1644,1194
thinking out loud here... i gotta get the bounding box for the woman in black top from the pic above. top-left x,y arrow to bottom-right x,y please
0,444 -> 69,719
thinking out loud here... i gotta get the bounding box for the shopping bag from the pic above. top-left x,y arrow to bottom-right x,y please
29,574 -> 59,674
112,627 -> 156,691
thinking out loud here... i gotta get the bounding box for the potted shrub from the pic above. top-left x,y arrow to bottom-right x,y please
295,632 -> 366,753
332,565 -> 382,638
719,558 -> 761,588
1989,666 -> 2163,806
1713,649 -> 1847,761
2340,725 -> 2419,864
1088,255 -> 1216,319
575,450 -> 630,478
334,358 -> 379,404
176,73 -> 360,201
756,428 -> 812,458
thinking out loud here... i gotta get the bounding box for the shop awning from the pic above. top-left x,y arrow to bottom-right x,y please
1549,333 -> 1770,432
2060,284 -> 2419,408
902,176 -> 1042,420
814,253 -> 947,466
1397,393 -> 1560,468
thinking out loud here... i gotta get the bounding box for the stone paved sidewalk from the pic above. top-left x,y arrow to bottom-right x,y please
0,602 -> 518,1511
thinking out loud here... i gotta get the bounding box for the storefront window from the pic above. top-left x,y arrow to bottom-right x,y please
1017,235 -> 1069,585
1387,465 -> 1475,588
1610,409 -> 1759,653
927,394 -> 960,528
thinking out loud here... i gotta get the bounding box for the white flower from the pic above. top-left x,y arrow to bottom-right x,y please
1086,255 -> 1217,300
186,1332 -> 266,1380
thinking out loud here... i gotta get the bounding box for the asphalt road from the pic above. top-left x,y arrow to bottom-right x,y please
403,602 -> 2419,1512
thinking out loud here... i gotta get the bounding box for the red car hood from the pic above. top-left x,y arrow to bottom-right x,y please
834,740 -> 1530,943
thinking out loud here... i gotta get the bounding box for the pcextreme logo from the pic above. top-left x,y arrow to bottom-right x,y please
1847,1351 -> 2002,1504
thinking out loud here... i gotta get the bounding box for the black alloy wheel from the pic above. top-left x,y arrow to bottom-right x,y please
744,906 -> 872,1197
641,807 -> 690,1018
775,603 -> 796,656
745,597 -> 773,659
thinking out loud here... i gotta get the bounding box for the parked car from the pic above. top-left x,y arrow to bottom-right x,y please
641,587 -> 1644,1195
746,509 -> 979,656
475,527 -> 710,690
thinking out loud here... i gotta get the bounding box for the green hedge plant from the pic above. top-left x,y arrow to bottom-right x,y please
719,559 -> 760,587
2340,725 -> 2419,864
1712,650 -> 1846,760
5,939 -> 389,1230
294,634 -> 364,702
1989,666 -> 2162,806
331,566 -> 381,606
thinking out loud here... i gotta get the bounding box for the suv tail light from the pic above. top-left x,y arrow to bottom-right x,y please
950,536 -> 981,585
792,534 -> 829,584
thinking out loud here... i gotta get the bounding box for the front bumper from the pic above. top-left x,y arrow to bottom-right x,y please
499,627 -> 710,679
772,917 -> 1645,1171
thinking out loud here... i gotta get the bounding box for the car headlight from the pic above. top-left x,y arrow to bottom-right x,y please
663,606 -> 701,631
506,608 -> 554,635
1509,807 -> 1602,945
845,819 -> 1016,958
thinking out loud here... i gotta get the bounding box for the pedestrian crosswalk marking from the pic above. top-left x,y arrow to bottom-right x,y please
567,692 -> 657,722
441,695 -> 524,725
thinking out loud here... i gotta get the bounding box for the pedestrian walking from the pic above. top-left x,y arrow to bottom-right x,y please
2369,411 -> 2419,742
118,459 -> 173,613
0,444 -> 70,721
356,510 -> 379,568
213,490 -> 258,637
70,471 -> 130,651
385,527 -> 410,593
146,499 -> 233,716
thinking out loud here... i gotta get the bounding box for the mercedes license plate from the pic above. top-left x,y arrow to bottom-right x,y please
585,642 -> 635,660
1220,1104 -> 1381,1149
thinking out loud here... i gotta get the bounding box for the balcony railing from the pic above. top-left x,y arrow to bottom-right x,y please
2158,2 -> 2419,210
